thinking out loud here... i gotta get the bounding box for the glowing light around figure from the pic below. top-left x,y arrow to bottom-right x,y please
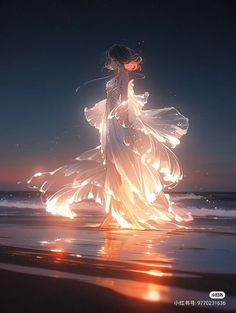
28,79 -> 193,229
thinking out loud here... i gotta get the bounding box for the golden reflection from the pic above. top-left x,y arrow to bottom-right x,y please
143,285 -> 161,301
95,230 -> 173,302
38,230 -> 176,303
50,249 -> 62,252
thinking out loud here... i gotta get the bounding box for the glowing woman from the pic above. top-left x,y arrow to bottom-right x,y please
28,44 -> 193,229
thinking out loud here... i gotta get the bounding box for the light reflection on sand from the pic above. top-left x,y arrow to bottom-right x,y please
0,199 -> 236,308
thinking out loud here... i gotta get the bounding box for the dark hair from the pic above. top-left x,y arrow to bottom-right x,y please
104,44 -> 143,72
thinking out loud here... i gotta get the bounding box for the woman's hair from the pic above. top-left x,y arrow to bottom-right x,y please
104,44 -> 143,72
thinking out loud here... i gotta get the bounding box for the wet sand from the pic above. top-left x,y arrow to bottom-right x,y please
0,267 -> 217,313
0,192 -> 236,312
0,243 -> 235,312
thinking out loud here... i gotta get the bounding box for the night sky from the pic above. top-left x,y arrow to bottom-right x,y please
0,0 -> 235,192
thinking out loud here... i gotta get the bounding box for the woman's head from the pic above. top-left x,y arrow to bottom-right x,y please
104,44 -> 143,72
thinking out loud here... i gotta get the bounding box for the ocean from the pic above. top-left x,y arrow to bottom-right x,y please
0,191 -> 235,312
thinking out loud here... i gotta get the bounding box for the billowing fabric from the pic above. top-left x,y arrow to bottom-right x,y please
28,76 -> 193,229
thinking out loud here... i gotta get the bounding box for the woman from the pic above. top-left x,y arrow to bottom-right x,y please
28,44 -> 193,230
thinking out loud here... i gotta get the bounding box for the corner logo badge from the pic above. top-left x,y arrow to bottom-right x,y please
209,291 -> 225,299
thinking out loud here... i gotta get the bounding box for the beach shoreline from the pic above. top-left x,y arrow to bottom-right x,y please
0,244 -> 235,313
0,266 -> 229,313
0,191 -> 236,312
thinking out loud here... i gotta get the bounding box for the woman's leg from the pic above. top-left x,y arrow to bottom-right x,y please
100,203 -> 112,228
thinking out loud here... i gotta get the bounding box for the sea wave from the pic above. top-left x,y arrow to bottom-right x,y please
0,200 -> 44,210
1,198 -> 236,219
171,193 -> 204,200
182,206 -> 236,218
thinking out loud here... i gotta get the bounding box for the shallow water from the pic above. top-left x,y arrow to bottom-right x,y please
0,191 -> 236,311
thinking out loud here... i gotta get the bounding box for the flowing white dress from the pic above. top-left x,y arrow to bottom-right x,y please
28,75 -> 193,229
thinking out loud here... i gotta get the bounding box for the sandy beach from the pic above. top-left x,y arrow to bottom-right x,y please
0,191 -> 236,312
1,266 -> 230,313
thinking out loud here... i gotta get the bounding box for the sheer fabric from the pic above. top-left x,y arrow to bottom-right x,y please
28,76 -> 193,229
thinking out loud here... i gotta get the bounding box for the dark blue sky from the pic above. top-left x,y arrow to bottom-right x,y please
0,0 -> 235,191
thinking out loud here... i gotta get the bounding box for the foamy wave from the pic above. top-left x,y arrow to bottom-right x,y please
1,199 -> 236,219
172,193 -> 204,201
0,200 -> 44,210
183,206 -> 236,218
0,200 -> 96,211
